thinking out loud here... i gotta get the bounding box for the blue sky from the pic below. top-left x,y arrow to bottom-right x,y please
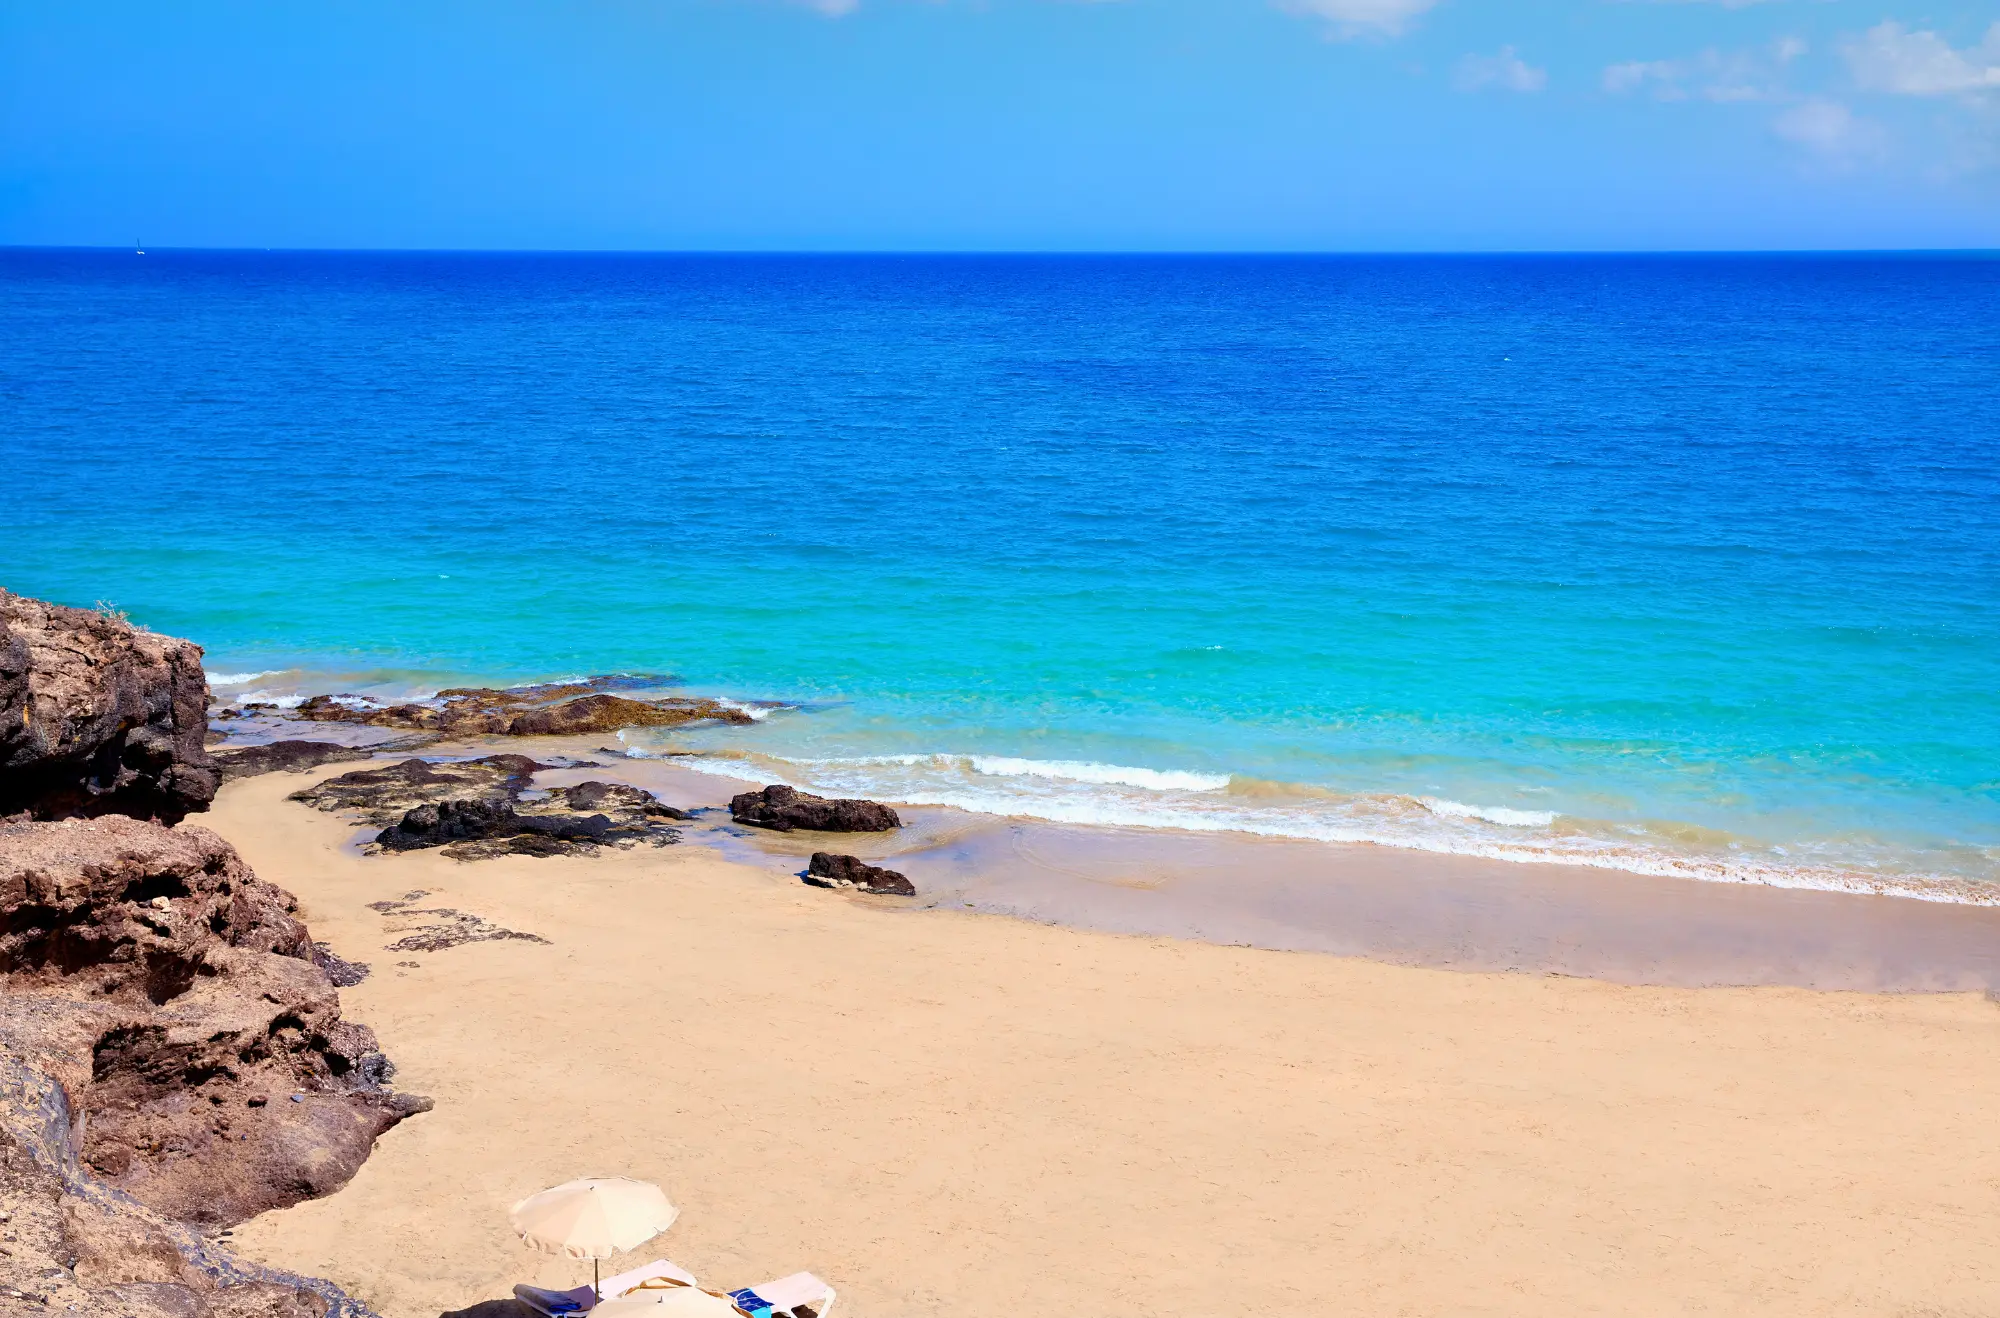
2,0 -> 1996,250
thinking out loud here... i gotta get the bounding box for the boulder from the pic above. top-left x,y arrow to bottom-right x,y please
730,784 -> 900,833
0,815 -> 429,1230
805,852 -> 916,896
0,590 -> 217,824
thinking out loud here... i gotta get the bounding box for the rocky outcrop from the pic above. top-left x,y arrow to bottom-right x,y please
0,816 -> 429,1231
0,591 -> 217,825
804,853 -> 916,896
288,756 -> 544,825
294,760 -> 684,860
212,742 -> 382,782
1,1046 -> 380,1318
730,785 -> 901,834
291,677 -> 760,738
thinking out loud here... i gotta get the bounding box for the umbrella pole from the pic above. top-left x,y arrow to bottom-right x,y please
594,1259 -> 601,1300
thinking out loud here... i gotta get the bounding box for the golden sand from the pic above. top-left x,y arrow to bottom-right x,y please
210,772 -> 2000,1318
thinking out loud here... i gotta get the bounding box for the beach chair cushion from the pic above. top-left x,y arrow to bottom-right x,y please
728,1272 -> 834,1318
512,1260 -> 699,1315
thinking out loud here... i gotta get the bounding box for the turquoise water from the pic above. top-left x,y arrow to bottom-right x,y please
5,250 -> 1997,896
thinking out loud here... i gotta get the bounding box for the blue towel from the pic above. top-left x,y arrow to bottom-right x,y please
726,1289 -> 772,1316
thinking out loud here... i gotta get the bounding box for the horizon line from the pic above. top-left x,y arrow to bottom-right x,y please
6,244 -> 1999,260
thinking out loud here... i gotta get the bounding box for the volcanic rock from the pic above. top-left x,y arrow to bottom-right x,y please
804,852 -> 916,896
293,760 -> 682,859
213,741 -> 382,782
291,676 -> 755,738
287,756 -> 544,826
0,590 -> 217,824
730,785 -> 901,833
0,815 -> 429,1231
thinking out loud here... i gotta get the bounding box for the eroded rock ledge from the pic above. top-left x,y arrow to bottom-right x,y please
291,756 -> 687,860
1,591 -> 217,825
0,816 -> 421,1318
290,676 -> 763,738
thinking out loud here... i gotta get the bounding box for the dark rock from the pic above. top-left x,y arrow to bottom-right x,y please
0,816 -> 428,1231
805,853 -> 916,896
309,943 -> 369,988
364,894 -> 547,952
214,742 -> 378,782
288,757 -> 544,826
295,761 -> 681,860
730,785 -> 900,833
286,677 -> 750,739
505,694 -> 752,735
0,590 -> 217,825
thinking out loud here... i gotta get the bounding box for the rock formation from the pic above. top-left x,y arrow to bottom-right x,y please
730,785 -> 900,834
804,852 -> 916,896
290,677 -> 761,738
1,591 -> 217,825
288,756 -> 544,824
0,593 -> 406,1317
213,741 -> 380,781
0,816 -> 423,1318
0,817 -> 429,1228
293,759 -> 685,860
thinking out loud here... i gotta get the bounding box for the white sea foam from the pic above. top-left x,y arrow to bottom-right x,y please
1418,797 -> 1557,828
661,746 -> 1996,906
713,698 -> 778,722
965,757 -> 1231,792
234,691 -> 309,709
206,670 -> 282,685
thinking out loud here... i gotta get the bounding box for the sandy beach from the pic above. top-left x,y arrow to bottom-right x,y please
204,769 -> 2000,1318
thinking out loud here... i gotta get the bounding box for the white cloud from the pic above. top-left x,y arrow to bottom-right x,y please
1275,0 -> 1438,40
1773,98 -> 1887,159
1455,46 -> 1547,93
1602,38 -> 1804,102
1844,21 -> 2000,96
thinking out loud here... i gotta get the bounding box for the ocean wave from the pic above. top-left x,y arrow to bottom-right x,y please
713,697 -> 779,722
965,756 -> 1231,791
659,747 -> 1996,906
206,669 -> 284,685
1418,797 -> 1557,828
231,691 -> 309,709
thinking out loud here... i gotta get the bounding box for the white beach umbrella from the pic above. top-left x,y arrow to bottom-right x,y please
510,1177 -> 680,1297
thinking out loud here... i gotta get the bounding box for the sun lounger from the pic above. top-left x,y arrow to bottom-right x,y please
513,1260 -> 700,1315
725,1272 -> 837,1318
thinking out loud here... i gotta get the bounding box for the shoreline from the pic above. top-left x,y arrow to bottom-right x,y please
207,674 -> 2000,909
207,769 -> 2000,1318
249,730 -> 2000,992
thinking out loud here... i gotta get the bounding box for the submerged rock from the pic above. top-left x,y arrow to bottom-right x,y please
0,815 -> 429,1232
805,852 -> 916,896
290,676 -> 756,738
731,784 -> 901,834
0,590 -> 217,824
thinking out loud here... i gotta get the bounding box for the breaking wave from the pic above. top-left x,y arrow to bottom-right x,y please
653,745 -> 1997,906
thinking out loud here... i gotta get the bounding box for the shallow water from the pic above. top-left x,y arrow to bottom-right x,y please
7,250 -> 1998,898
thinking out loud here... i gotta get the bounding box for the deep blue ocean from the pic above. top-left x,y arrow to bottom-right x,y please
5,249 -> 1997,895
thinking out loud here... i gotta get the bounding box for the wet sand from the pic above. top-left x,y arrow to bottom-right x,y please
209,768 -> 2000,1318
536,753 -> 2000,992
